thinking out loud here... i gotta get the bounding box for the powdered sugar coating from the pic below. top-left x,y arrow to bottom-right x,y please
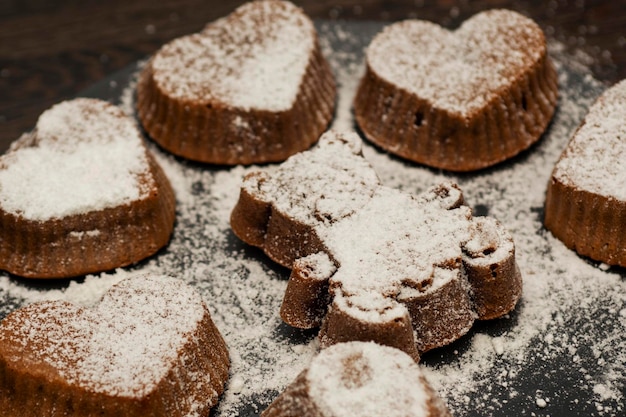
463,217 -> 513,267
1,275 -> 206,398
253,131 -> 380,224
306,342 -> 430,417
322,185 -> 472,323
367,9 -> 546,115
0,98 -> 152,221
236,130 -> 516,339
151,0 -> 314,111
552,79 -> 626,201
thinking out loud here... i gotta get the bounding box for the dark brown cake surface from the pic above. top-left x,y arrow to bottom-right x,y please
0,274 -> 230,417
0,98 -> 176,279
262,341 -> 452,417
231,130 -> 522,360
136,0 -> 336,165
354,9 -> 558,171
545,79 -> 626,266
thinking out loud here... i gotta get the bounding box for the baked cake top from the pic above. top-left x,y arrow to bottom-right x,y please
150,0 -> 315,111
552,79 -> 626,201
321,186 -> 472,323
306,342 -> 431,417
254,132 -> 381,224
0,275 -> 206,398
0,98 -> 153,221
366,9 -> 547,116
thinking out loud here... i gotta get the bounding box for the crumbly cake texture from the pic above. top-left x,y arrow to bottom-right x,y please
0,275 -> 230,417
231,130 -> 522,360
0,98 -> 176,279
354,9 -> 558,171
545,79 -> 626,266
136,0 -> 336,165
262,342 -> 451,417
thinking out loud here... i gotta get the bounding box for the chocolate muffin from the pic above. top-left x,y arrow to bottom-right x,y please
0,275 -> 230,416
545,79 -> 626,267
0,98 -> 175,279
354,9 -> 558,171
136,0 -> 336,165
263,342 -> 452,417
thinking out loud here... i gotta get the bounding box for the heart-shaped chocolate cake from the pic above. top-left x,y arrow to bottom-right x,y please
137,0 -> 336,165
354,9 -> 558,171
0,98 -> 176,278
545,79 -> 626,266
0,275 -> 230,416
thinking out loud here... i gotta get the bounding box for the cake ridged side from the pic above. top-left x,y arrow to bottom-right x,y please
136,40 -> 336,165
400,271 -> 476,354
545,176 -> 626,267
148,309 -> 231,416
353,52 -> 558,171
0,153 -> 176,279
0,307 -> 230,417
230,171 -> 328,269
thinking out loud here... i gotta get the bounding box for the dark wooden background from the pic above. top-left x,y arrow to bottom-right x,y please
1,0 -> 625,149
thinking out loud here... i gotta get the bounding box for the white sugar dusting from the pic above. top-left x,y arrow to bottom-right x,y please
367,10 -> 546,115
251,131 -> 380,224
553,78 -> 626,200
77,276 -> 205,397
0,98 -> 151,221
3,275 -> 205,397
248,130 -> 489,326
323,186 -> 470,299
151,0 -> 314,111
306,342 -> 429,417
0,20 -> 624,417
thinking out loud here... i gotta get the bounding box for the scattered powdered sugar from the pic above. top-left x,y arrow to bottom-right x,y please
69,229 -> 101,239
0,98 -> 151,221
306,342 -> 430,417
553,78 -> 626,200
151,0 -> 314,111
0,20 -> 624,417
0,272 -> 128,308
367,9 -> 546,115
